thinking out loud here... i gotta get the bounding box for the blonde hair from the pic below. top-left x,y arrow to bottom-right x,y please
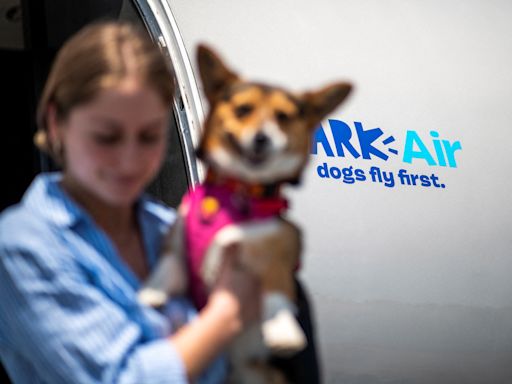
35,21 -> 175,162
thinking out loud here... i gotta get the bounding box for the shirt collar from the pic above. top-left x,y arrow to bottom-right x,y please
23,172 -> 175,229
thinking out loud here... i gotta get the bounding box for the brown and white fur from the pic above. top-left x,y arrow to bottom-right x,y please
138,45 -> 352,383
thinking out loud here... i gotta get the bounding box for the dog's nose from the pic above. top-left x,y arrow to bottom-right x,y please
253,132 -> 270,154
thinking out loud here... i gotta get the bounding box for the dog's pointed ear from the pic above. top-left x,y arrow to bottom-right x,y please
197,44 -> 239,104
300,82 -> 353,130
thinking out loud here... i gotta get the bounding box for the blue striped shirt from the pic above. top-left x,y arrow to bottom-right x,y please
0,173 -> 225,384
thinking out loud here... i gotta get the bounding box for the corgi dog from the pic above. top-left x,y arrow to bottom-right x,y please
139,44 -> 352,383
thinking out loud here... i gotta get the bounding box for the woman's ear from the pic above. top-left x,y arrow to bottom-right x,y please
47,104 -> 58,138
46,103 -> 64,157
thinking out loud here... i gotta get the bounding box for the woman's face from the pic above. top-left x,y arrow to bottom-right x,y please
57,79 -> 169,207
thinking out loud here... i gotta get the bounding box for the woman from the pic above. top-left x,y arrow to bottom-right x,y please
0,21 -> 261,383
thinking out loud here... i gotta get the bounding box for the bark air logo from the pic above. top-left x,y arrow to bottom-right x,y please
311,120 -> 463,189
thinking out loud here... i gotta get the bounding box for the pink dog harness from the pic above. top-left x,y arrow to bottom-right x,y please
183,182 -> 288,309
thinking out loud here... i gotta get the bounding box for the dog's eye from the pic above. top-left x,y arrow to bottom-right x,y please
234,104 -> 254,118
275,110 -> 291,123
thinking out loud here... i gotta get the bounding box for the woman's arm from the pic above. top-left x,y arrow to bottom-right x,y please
0,239 -> 260,384
0,244 -> 188,384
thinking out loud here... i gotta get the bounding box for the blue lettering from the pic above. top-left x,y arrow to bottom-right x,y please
430,131 -> 447,167
355,121 -> 389,160
403,130 -> 437,166
342,166 -> 355,184
312,121 -> 461,170
355,168 -> 366,182
330,166 -> 342,179
328,119 -> 360,158
312,125 -> 334,157
420,175 -> 431,187
317,162 -> 330,178
442,140 -> 462,168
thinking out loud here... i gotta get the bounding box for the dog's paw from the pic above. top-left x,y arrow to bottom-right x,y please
262,309 -> 307,356
137,287 -> 168,307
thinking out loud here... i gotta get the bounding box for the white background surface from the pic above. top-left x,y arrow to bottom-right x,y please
168,1 -> 512,382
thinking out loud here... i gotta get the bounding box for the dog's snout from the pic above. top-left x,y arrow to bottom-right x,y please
253,132 -> 270,154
